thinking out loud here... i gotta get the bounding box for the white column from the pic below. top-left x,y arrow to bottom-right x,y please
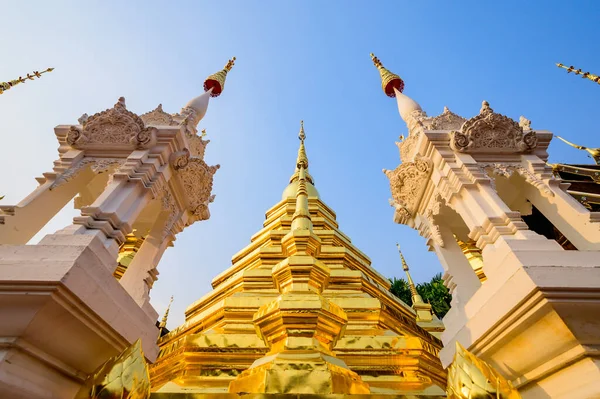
0,168 -> 96,245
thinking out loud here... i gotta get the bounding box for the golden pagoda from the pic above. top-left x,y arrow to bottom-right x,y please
150,122 -> 446,397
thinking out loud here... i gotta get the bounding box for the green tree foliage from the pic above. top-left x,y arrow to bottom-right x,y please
388,273 -> 452,318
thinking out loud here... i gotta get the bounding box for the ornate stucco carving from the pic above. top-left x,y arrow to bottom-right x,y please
140,104 -> 177,127
480,163 -> 554,198
384,156 -> 433,223
398,110 -> 428,162
170,149 -> 190,171
186,135 -> 208,158
67,97 -> 157,149
160,191 -> 181,240
423,106 -> 467,131
519,116 -> 532,130
50,158 -> 124,190
450,101 -> 537,154
178,158 -> 219,220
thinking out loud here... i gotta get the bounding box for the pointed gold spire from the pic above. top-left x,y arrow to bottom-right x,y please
158,296 -> 174,331
556,63 -> 600,85
0,68 -> 54,95
296,120 -> 308,169
555,135 -> 600,165
370,53 -> 404,97
203,57 -> 236,97
288,120 -> 314,185
396,243 -> 424,304
292,138 -> 313,231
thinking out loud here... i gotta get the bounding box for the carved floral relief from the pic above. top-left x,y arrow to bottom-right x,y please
450,101 -> 537,154
67,97 -> 157,150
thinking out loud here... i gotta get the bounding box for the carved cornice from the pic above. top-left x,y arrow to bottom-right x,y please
67,97 -> 157,150
384,156 -> 433,224
450,101 -> 537,154
50,157 -> 124,190
480,163 -> 554,198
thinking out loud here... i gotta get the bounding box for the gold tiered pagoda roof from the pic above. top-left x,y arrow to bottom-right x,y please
150,123 -> 446,397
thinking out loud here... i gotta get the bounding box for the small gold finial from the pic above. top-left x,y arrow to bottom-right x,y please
201,128 -> 207,137
555,136 -> 600,165
0,67 -> 54,95
296,120 -> 308,169
203,57 -> 236,97
299,120 -> 305,142
557,63 -> 600,85
370,53 -> 404,97
159,296 -> 174,330
396,243 -> 423,303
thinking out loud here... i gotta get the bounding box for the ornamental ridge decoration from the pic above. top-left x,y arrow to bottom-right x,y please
423,106 -> 467,131
383,156 -> 433,223
139,104 -> 177,127
67,97 -> 157,149
450,101 -> 537,154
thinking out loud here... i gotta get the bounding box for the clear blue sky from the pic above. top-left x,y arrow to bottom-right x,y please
1,1 -> 599,328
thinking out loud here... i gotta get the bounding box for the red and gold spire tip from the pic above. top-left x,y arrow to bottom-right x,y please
203,57 -> 236,97
370,53 -> 403,97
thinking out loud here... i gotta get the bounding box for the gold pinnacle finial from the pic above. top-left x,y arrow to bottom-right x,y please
299,120 -> 305,142
370,53 -> 404,97
201,129 -> 207,137
557,63 -> 600,85
396,243 -> 423,303
296,120 -> 308,170
203,57 -> 236,97
0,67 -> 54,95
159,296 -> 174,330
555,135 -> 600,165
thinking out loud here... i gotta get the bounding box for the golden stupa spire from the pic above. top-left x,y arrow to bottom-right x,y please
396,243 -> 424,304
554,136 -> 600,165
297,120 -> 308,169
203,57 -> 236,97
0,68 -> 54,95
158,296 -> 174,331
291,122 -> 313,231
370,53 -> 404,97
556,63 -> 600,85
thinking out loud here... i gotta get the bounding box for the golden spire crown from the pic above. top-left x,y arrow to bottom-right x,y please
0,67 -> 54,95
203,57 -> 236,97
555,135 -> 600,165
396,243 -> 424,303
297,120 -> 309,170
370,53 -> 404,97
556,63 -> 600,85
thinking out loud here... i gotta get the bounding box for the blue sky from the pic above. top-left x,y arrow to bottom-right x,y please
1,1 -> 599,328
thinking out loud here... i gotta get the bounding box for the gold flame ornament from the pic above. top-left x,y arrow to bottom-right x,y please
370,53 -> 404,97
0,68 -> 54,95
556,63 -> 600,85
203,57 -> 236,97
75,339 -> 150,399
555,135 -> 600,165
447,342 -> 521,399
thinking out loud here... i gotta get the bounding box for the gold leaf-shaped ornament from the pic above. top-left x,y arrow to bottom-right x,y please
75,339 -> 150,399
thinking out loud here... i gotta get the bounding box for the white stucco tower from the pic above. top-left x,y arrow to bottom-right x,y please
0,58 -> 235,399
372,54 -> 600,399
